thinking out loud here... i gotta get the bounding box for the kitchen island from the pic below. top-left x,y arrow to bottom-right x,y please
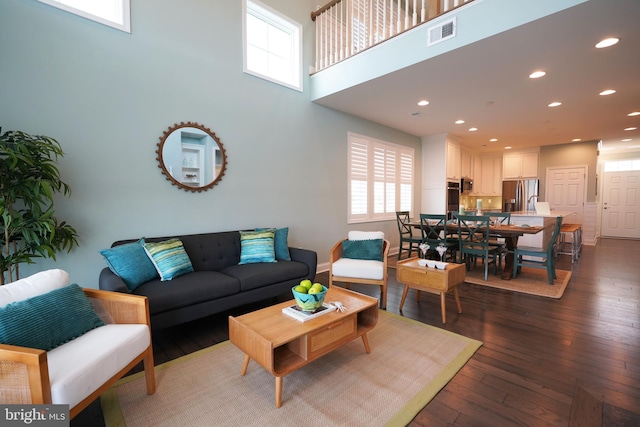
508,210 -> 576,252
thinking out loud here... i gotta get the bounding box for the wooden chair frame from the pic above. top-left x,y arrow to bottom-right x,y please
0,289 -> 155,419
329,239 -> 390,309
396,211 -> 422,260
455,214 -> 501,281
419,213 -> 458,262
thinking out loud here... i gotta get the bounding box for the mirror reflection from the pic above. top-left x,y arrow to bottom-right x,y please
156,122 -> 227,192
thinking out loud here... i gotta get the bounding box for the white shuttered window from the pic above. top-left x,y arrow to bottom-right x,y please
348,133 -> 414,223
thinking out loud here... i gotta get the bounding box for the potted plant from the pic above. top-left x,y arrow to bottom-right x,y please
0,129 -> 79,284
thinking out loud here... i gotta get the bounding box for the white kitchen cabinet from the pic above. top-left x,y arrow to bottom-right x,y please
479,154 -> 502,196
460,147 -> 475,179
446,141 -> 461,180
503,150 -> 539,179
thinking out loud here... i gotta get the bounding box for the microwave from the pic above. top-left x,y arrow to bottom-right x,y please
460,177 -> 473,193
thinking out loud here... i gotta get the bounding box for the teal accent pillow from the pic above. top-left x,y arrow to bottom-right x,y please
239,230 -> 276,264
143,238 -> 194,281
256,227 -> 291,261
342,239 -> 383,261
100,238 -> 159,291
0,284 -> 105,351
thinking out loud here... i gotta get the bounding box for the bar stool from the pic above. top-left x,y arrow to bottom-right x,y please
557,223 -> 582,263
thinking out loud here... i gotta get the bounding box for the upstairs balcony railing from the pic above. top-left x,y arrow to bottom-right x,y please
311,0 -> 473,73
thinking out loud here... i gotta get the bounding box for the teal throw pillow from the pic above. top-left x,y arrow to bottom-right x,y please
100,238 -> 159,291
255,227 -> 291,261
143,238 -> 194,281
0,284 -> 105,351
239,230 -> 276,264
342,239 -> 383,261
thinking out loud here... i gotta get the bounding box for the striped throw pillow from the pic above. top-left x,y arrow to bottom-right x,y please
239,230 -> 276,264
143,238 -> 194,281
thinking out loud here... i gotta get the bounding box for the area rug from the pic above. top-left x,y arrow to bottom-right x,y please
464,266 -> 572,299
101,311 -> 481,427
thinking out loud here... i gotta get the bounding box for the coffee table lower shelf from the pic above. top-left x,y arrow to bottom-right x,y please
229,287 -> 378,407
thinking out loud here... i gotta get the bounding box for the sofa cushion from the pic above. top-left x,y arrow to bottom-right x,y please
331,258 -> 385,280
100,238 -> 158,291
47,324 -> 149,409
0,269 -> 70,307
348,230 -> 385,241
221,260 -> 309,292
133,271 -> 240,315
239,230 -> 276,264
0,284 -> 105,351
342,239 -> 383,261
256,227 -> 291,261
143,238 -> 194,281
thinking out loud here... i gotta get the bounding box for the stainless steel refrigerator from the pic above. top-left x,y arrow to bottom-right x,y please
502,179 -> 539,212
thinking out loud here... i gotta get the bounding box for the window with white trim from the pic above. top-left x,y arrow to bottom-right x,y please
243,0 -> 302,91
603,159 -> 640,172
38,0 -> 130,33
348,133 -> 414,223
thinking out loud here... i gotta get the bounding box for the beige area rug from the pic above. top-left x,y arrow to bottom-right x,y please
101,311 -> 481,427
464,266 -> 572,299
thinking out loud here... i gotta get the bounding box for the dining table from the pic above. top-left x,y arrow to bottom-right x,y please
409,220 -> 545,280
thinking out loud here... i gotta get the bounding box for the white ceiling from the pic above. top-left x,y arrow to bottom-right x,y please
311,0 -> 640,154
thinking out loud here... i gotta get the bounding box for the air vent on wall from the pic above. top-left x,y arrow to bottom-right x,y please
427,17 -> 456,46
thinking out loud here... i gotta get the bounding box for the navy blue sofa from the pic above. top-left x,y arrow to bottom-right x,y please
99,231 -> 317,329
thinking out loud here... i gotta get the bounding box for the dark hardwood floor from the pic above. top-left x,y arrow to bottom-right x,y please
72,238 -> 640,426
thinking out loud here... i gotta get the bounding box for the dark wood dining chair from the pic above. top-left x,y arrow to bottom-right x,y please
487,212 -> 511,263
454,214 -> 501,281
396,211 -> 422,260
419,214 -> 457,262
513,216 -> 563,284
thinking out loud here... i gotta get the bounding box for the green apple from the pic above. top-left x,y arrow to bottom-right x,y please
293,285 -> 308,294
308,287 -> 320,294
299,279 -> 312,290
311,283 -> 324,292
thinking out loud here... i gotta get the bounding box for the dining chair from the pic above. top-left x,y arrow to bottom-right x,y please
454,214 -> 501,281
513,216 -> 563,284
396,211 -> 422,260
419,214 -> 457,262
487,212 -> 511,263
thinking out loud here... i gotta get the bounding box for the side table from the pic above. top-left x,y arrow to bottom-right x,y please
397,258 -> 466,324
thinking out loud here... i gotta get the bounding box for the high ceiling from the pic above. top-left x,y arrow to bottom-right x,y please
312,0 -> 640,154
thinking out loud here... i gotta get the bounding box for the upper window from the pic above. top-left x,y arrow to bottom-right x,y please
38,0 -> 130,32
348,133 -> 414,224
243,0 -> 302,91
604,159 -> 640,172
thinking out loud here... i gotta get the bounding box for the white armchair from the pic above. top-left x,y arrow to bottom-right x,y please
329,231 -> 389,309
0,269 -> 155,419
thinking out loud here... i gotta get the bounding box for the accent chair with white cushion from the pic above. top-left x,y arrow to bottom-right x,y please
0,269 -> 155,419
329,231 -> 389,309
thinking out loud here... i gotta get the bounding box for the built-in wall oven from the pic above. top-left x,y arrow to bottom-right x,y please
446,181 -> 460,219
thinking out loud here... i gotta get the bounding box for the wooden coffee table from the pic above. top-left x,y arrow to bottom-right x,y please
228,286 -> 378,407
397,258 -> 465,324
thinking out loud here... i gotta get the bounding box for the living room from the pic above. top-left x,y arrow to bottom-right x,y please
2,0 -> 639,425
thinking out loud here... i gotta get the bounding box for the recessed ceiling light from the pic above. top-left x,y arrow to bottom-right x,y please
624,127 -> 637,131
599,89 -> 616,96
548,102 -> 562,107
417,100 -> 429,106
505,146 -> 512,150
489,138 -> 498,142
572,138 -> 581,142
595,37 -> 619,48
622,138 -> 632,142
628,111 -> 640,117
529,71 -> 546,79
455,119 -> 465,124
469,127 -> 478,132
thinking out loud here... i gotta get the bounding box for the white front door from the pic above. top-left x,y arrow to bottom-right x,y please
545,166 -> 586,224
601,171 -> 640,238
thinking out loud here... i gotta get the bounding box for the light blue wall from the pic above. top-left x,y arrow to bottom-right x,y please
0,0 -> 421,287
